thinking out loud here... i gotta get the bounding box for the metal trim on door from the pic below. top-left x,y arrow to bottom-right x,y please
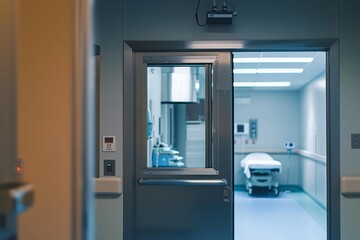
138,178 -> 228,186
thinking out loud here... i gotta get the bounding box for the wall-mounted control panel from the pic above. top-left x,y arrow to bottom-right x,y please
249,119 -> 257,139
284,141 -> 295,150
104,159 -> 115,176
351,133 -> 360,149
102,136 -> 116,152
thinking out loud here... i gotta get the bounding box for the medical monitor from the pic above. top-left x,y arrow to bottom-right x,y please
234,122 -> 249,136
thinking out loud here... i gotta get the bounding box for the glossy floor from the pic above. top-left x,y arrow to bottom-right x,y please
234,187 -> 326,240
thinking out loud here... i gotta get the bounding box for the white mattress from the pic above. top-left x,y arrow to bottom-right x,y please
241,153 -> 282,178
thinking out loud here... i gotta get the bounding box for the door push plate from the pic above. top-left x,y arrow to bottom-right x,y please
223,186 -> 231,202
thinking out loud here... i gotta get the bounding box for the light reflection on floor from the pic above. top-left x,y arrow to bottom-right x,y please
234,187 -> 326,240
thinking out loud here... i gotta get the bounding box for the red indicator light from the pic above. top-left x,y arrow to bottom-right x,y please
15,160 -> 23,175
16,165 -> 22,174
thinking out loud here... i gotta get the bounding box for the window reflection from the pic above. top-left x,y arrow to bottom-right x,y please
147,66 -> 208,168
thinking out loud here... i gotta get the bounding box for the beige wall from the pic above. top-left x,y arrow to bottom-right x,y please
17,0 -> 74,239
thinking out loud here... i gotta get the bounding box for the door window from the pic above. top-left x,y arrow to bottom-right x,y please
146,65 -> 212,169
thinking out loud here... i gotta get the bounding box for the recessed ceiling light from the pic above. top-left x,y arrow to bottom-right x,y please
233,69 -> 257,74
233,68 -> 303,74
233,82 -> 291,87
233,57 -> 314,63
257,68 -> 303,73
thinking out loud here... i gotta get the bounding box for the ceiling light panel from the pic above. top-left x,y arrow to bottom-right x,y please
233,68 -> 304,74
257,68 -> 304,73
232,51 -> 325,90
233,82 -> 291,87
233,57 -> 313,63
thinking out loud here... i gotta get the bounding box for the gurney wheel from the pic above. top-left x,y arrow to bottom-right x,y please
248,187 -> 253,195
273,187 -> 279,196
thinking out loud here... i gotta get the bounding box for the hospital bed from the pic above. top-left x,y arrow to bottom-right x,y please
240,152 -> 281,196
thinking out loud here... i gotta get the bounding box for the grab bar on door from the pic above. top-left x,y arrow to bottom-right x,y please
138,178 -> 227,186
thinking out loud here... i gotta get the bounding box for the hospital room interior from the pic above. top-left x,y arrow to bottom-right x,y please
232,51 -> 327,240
146,51 -> 327,240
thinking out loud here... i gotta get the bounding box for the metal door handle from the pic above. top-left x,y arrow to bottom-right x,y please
138,178 -> 227,186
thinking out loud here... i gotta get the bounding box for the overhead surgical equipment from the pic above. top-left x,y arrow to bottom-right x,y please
240,152 -> 281,196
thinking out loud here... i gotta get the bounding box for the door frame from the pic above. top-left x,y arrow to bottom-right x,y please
123,40 -> 340,240
73,0 -> 96,239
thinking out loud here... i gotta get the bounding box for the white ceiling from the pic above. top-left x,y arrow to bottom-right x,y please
233,51 -> 326,91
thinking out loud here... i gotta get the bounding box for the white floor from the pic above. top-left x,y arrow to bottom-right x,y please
234,188 -> 326,240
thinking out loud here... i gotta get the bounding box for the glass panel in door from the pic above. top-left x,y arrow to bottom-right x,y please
146,65 -> 211,169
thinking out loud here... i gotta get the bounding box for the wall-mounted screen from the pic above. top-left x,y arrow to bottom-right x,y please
234,122 -> 249,135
